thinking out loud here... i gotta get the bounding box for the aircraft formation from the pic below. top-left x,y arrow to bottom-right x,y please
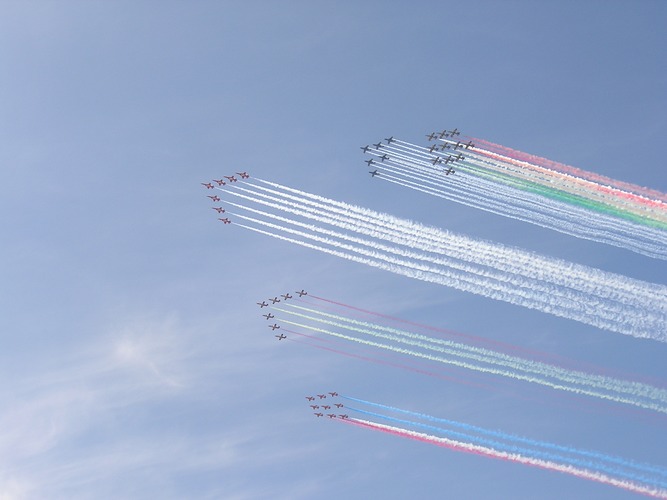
255,290 -> 309,341
361,128 -> 473,179
203,130 -> 667,497
304,392 -> 347,419
201,172 -> 252,225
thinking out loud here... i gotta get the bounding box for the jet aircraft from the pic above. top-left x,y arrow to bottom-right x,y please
306,396 -> 315,401
426,132 -> 437,141
464,140 -> 475,149
431,157 -> 443,165
218,218 -> 231,224
385,136 -> 395,144
448,128 -> 460,137
310,405 -> 320,409
281,293 -> 293,300
328,392 -> 339,396
373,142 -> 383,149
334,403 -> 343,408
314,412 -> 323,417
296,289 -> 307,297
379,154 -> 389,161
445,167 -> 455,175
454,153 -> 464,161
224,175 -> 238,183
201,182 -> 214,189
339,414 -> 349,419
257,301 -> 269,308
270,297 -> 281,304
207,195 -> 221,202
212,207 -> 225,213
317,394 -> 327,399
268,324 -> 280,331
369,170 -> 379,177
428,144 -> 439,153
327,414 -> 336,419
360,145 -> 370,153
236,171 -> 250,178
365,159 -> 375,166
213,179 -> 226,186
439,142 -> 451,150
262,313 -> 275,320
275,333 -> 286,340
322,405 -> 331,410
453,141 -> 464,150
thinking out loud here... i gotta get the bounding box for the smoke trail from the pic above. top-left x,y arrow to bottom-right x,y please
343,418 -> 667,498
276,303 -> 667,414
215,180 -> 667,341
364,137 -> 667,258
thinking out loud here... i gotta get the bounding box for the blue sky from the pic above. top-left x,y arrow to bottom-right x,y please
1,1 -> 666,498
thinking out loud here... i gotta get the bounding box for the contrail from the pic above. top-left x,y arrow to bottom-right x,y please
363,136 -> 667,259
333,396 -> 667,497
274,301 -> 667,414
214,180 -> 667,341
343,418 -> 667,498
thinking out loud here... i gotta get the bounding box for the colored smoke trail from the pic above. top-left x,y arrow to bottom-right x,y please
217,179 -> 667,342
341,417 -> 667,498
365,137 -> 667,259
272,299 -> 667,415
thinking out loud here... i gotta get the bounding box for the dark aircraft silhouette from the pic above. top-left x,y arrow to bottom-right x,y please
445,167 -> 455,175
431,157 -> 443,165
268,324 -> 280,331
334,403 -> 343,408
426,132 -> 437,141
379,154 -> 389,161
257,301 -> 269,308
369,170 -> 379,177
306,396 -> 315,401
322,405 -> 331,410
201,182 -> 214,189
327,414 -> 336,419
317,394 -> 327,399
454,153 -> 464,161
207,195 -> 221,202
365,158 -> 375,166
212,207 -> 225,213
385,136 -> 395,144
373,142 -> 383,149
281,293 -> 293,300
296,289 -> 307,297
310,405 -> 320,409
464,140 -> 475,149
428,144 -> 439,153
236,171 -> 250,179
328,392 -> 338,396
314,412 -> 323,417
439,142 -> 451,150
262,313 -> 275,320
448,128 -> 460,137
224,175 -> 238,182
360,145 -> 370,153
275,333 -> 286,340
269,297 -> 281,304
213,179 -> 226,186
218,218 -> 231,224
339,414 -> 349,419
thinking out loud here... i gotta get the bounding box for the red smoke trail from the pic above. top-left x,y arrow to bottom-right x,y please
469,137 -> 667,205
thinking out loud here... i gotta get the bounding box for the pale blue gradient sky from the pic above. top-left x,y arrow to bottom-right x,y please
1,1 -> 666,498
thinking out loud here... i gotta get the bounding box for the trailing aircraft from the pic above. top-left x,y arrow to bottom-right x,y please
274,333 -> 286,340
218,218 -> 231,224
385,136 -> 395,144
270,297 -> 281,304
426,132 -> 437,141
369,169 -> 379,177
207,195 -> 221,202
213,179 -> 226,186
262,313 -> 275,320
373,142 -> 383,149
236,172 -> 250,179
224,175 -> 238,183
445,167 -> 455,175
306,396 -> 315,401
201,182 -> 214,189
379,154 -> 389,161
314,412 -> 323,417
268,323 -> 280,330
257,301 -> 269,308
365,158 -> 375,166
296,289 -> 307,297
212,207 -> 225,213
360,145 -> 370,153
281,293 -> 293,300
328,392 -> 338,396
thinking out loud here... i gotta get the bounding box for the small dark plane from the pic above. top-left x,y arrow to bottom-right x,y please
274,333 -> 286,340
268,324 -> 280,331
